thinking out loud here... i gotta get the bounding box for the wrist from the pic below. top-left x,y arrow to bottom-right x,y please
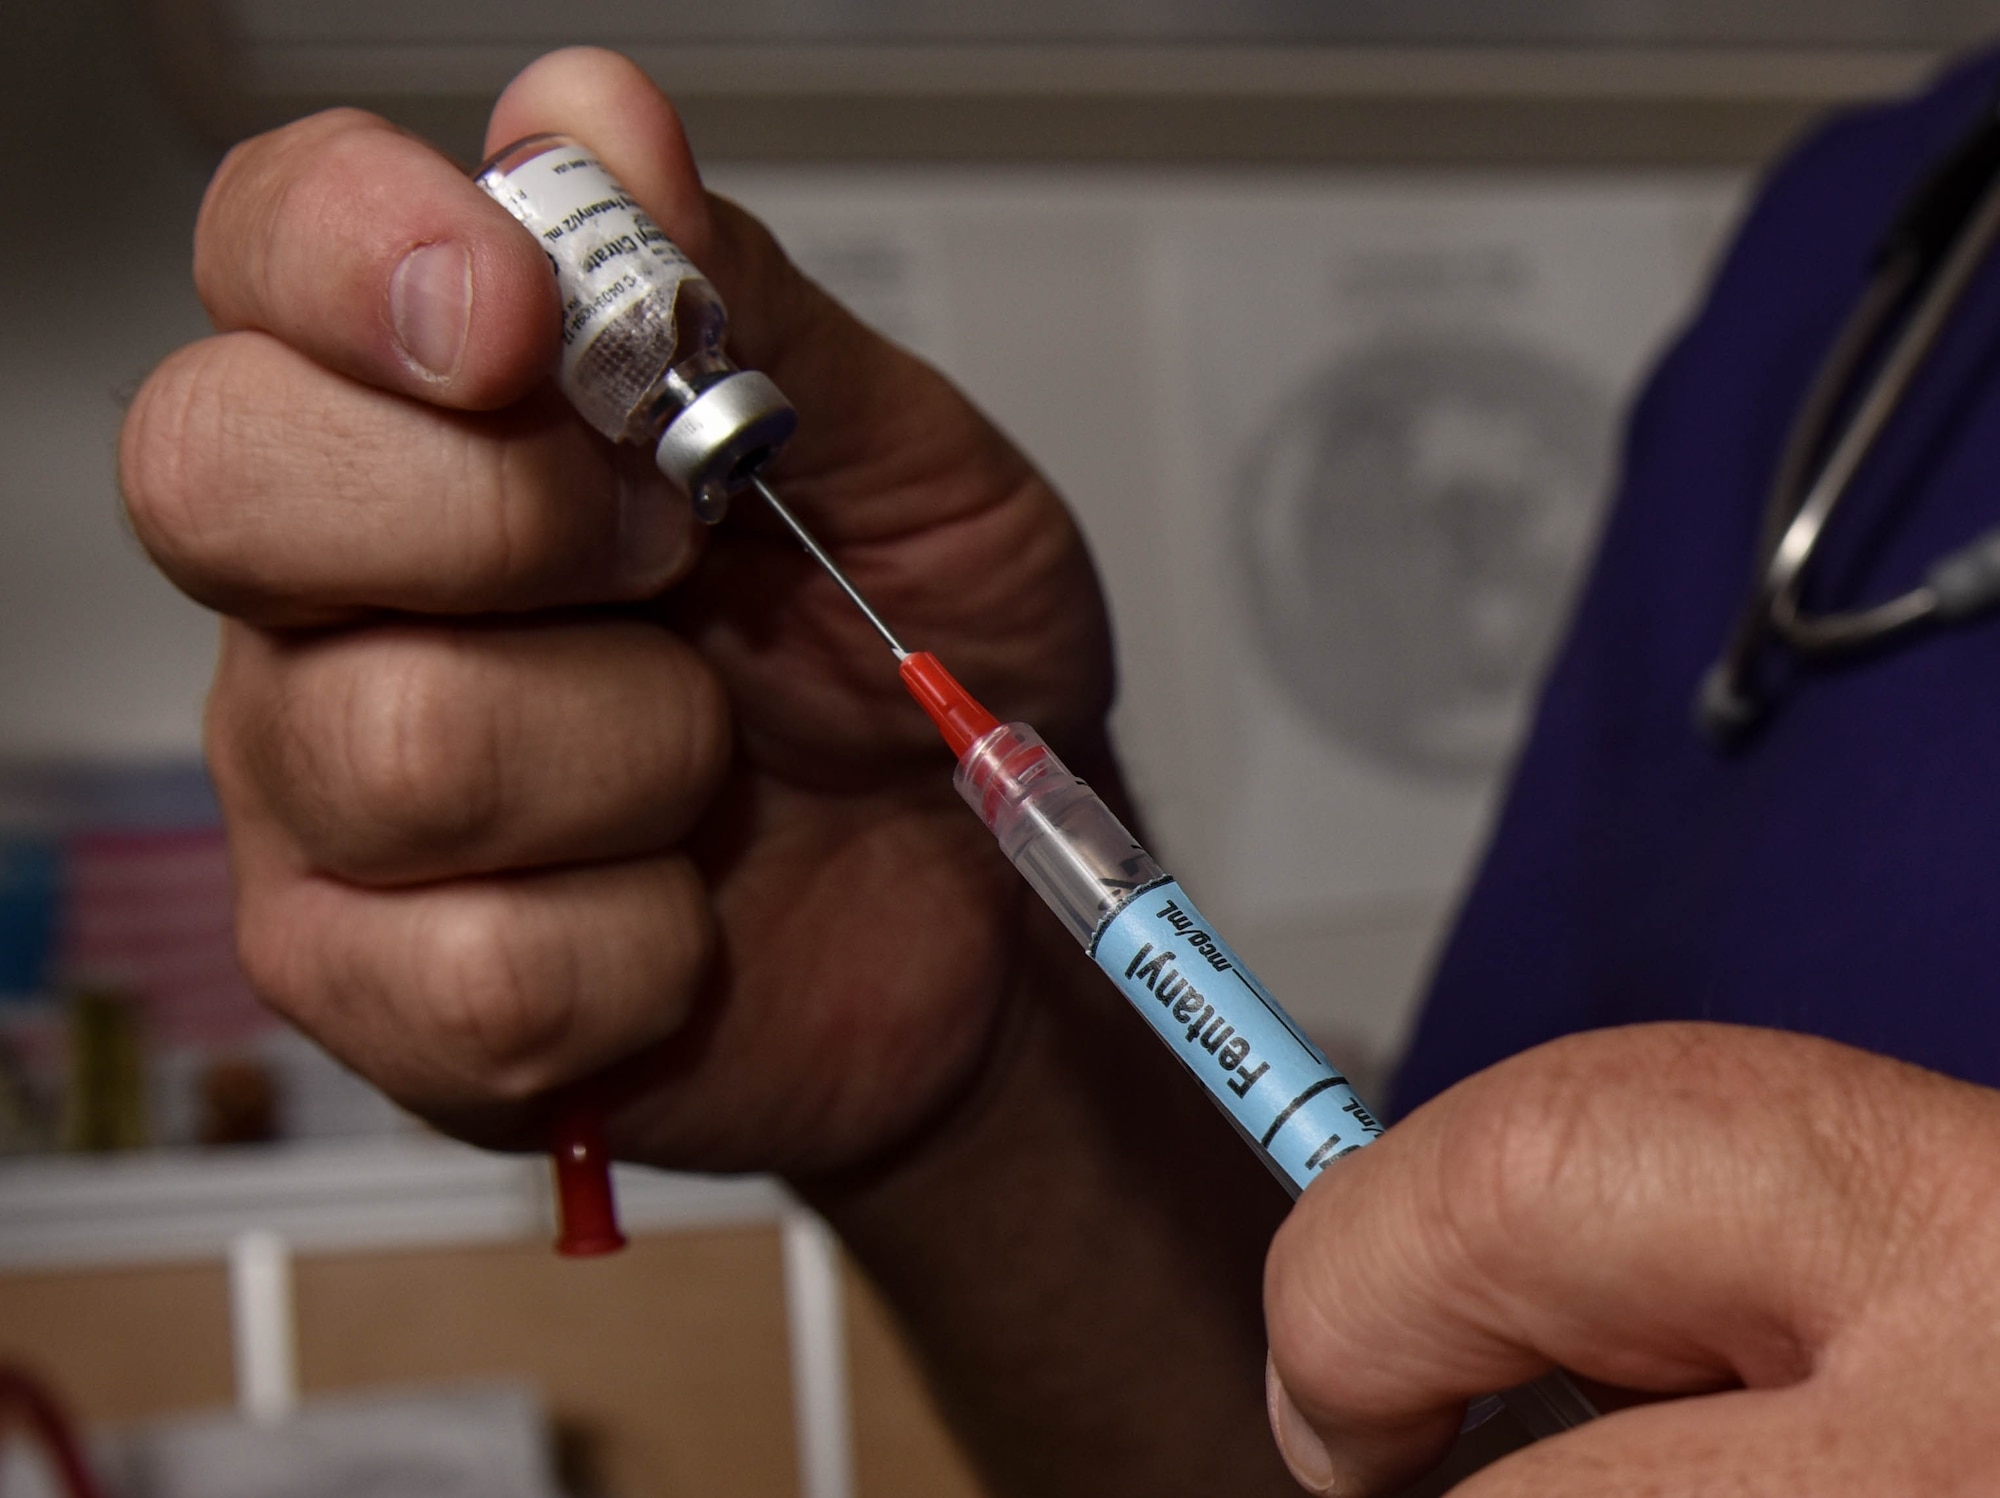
786,718 -> 1141,1209
790,865 -> 1297,1498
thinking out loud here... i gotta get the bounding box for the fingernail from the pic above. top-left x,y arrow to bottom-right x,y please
391,242 -> 471,382
1268,1356 -> 1339,1494
617,465 -> 696,590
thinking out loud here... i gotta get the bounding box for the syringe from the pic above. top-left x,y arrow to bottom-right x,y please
750,473 -> 1598,1439
472,134 -> 1597,1434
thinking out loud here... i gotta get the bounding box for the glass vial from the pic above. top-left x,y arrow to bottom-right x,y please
476,134 -> 796,522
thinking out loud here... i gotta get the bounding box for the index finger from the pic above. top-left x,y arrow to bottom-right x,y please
194,108 -> 559,409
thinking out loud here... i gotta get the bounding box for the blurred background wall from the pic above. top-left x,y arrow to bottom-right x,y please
1,3 -> 1992,1494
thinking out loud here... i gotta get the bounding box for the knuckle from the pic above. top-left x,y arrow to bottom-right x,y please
1430,1047 -> 1606,1277
416,897 -> 573,1101
229,875 -> 317,1030
625,857 -> 713,1006
192,138 -> 267,312
1264,1194 -> 1391,1416
121,335 -> 339,616
1264,1214 -> 1325,1363
202,652 -> 261,811
443,420 -> 560,599
449,412 -> 618,604
195,109 -> 392,318
232,898 -> 300,1020
664,647 -> 732,800
321,641 -> 505,872
295,113 -> 406,231
1426,1027 -> 1721,1282
119,343 -> 228,584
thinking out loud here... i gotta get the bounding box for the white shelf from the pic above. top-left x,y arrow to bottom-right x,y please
0,1138 -> 789,1271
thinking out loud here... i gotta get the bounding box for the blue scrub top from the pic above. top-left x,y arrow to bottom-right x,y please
1394,47 -> 2000,1115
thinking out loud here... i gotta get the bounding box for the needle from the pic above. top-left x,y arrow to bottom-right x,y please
749,475 -> 909,660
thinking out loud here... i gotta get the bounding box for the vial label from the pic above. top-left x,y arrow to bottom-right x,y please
1090,880 -> 1383,1194
478,147 -> 700,386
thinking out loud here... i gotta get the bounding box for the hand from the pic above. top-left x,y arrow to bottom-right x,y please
119,47 -> 1114,1172
122,51 -> 1312,1498
1263,1022 -> 2000,1494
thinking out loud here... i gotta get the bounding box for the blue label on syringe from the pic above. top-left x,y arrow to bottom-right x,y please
1088,880 -> 1382,1195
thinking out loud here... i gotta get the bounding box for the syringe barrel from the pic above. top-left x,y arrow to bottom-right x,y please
954,721 -> 1598,1436
954,724 -> 1384,1193
953,723 -> 1165,945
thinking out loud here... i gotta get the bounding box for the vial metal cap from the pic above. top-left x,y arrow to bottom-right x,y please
654,370 -> 799,523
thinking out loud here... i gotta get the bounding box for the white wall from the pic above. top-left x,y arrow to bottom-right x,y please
0,1 -> 224,758
714,165 -> 1745,1074
0,5 -> 1745,1082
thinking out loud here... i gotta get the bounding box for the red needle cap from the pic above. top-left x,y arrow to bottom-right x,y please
899,652 -> 999,758
552,1102 -> 627,1257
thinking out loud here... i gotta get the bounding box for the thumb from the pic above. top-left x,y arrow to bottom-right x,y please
1263,1023 -> 2000,1494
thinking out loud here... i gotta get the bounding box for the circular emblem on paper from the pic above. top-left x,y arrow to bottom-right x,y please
1237,333 -> 1611,780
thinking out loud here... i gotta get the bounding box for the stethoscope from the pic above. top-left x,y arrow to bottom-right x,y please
1697,95 -> 2000,744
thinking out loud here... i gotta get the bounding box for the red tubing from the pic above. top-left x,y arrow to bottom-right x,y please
899,652 -> 999,758
0,1365 -> 107,1498
552,1102 -> 627,1257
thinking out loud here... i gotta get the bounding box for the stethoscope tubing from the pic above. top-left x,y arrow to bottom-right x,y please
1699,96 -> 2000,741
1767,168 -> 2000,648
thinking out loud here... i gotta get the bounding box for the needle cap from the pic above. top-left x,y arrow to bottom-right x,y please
899,652 -> 1000,758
